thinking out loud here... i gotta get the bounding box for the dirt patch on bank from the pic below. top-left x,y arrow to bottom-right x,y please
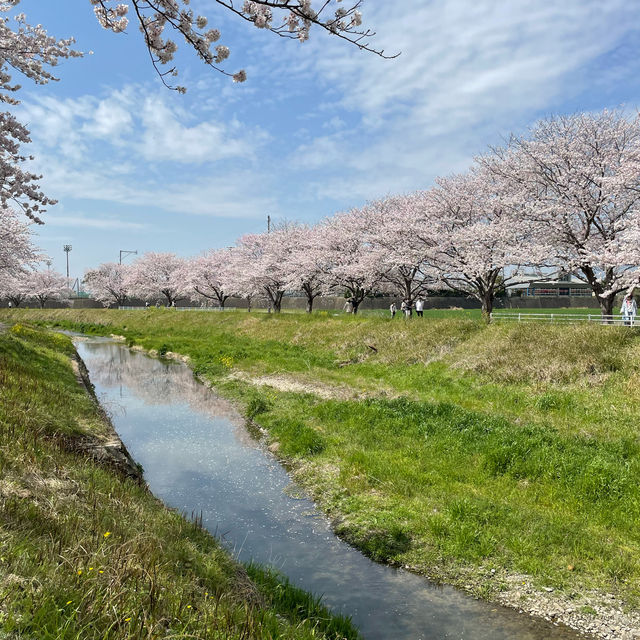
227,371 -> 356,399
226,370 -> 398,401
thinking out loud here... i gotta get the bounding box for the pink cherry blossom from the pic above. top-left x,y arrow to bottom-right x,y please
186,249 -> 236,308
89,0 -> 384,91
125,252 -> 187,305
26,269 -> 71,308
309,207 -> 387,314
0,206 -> 42,275
84,262 -> 130,307
230,226 -> 300,313
485,109 -> 640,317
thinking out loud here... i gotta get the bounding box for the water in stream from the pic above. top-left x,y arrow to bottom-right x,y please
76,337 -> 583,640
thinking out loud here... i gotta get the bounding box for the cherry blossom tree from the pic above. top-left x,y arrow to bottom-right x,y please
27,269 -> 70,308
362,193 -> 438,306
90,0 -> 387,91
278,224 -> 325,313
426,165 -> 547,319
84,262 -> 130,307
186,249 -> 235,308
0,271 -> 27,306
486,110 -> 640,317
0,4 -> 82,222
222,244 -> 262,311
126,252 -> 187,305
0,206 -> 41,275
233,226 -> 298,313
313,207 -> 386,314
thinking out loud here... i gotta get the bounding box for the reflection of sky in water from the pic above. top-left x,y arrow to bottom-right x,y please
77,340 -> 583,640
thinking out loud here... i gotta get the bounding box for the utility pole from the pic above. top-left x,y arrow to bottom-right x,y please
119,249 -> 138,264
63,245 -> 72,279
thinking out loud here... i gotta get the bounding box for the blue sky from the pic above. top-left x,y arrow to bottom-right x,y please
14,0 -> 640,278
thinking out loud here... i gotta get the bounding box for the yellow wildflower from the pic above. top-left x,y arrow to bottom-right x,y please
103,531 -> 111,538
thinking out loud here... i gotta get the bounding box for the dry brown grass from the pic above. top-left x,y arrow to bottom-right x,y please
446,322 -> 640,384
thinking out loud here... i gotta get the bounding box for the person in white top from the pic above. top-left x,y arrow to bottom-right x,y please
415,298 -> 424,317
620,293 -> 637,326
390,302 -> 397,318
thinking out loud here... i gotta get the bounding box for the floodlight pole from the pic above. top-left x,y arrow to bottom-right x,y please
63,245 -> 72,279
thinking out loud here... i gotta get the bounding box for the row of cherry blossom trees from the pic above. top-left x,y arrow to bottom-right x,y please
80,109 -> 638,319
3,109 -> 639,316
0,0 -> 380,308
0,204 -> 72,307
0,268 -> 71,308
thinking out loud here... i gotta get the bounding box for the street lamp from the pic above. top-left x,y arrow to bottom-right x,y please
63,245 -> 72,279
119,249 -> 137,264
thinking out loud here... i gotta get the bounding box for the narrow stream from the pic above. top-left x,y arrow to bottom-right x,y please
76,337 -> 583,640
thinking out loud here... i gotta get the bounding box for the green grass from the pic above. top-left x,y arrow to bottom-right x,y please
2,308 -> 640,609
0,322 -> 360,639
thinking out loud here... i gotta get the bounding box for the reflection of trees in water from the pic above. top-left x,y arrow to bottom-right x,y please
81,342 -> 241,425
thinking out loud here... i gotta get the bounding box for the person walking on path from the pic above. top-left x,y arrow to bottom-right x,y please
390,302 -> 397,318
415,298 -> 424,317
621,293 -> 637,326
401,299 -> 412,318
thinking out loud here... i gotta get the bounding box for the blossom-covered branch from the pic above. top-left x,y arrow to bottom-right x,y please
90,0 -> 389,91
0,3 -> 83,221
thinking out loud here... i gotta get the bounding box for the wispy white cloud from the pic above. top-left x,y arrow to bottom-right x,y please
282,0 -> 640,201
20,84 -> 267,165
43,215 -> 147,230
18,84 -> 274,220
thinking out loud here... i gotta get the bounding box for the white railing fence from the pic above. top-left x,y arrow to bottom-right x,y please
491,311 -> 636,326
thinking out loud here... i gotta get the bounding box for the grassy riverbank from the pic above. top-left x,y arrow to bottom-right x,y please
0,322 -> 359,639
2,308 -> 640,618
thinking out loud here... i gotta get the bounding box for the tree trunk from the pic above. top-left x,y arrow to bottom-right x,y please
351,294 -> 365,314
273,291 -> 283,313
162,290 -> 174,306
303,283 -> 316,313
598,295 -> 615,321
481,292 -> 493,322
